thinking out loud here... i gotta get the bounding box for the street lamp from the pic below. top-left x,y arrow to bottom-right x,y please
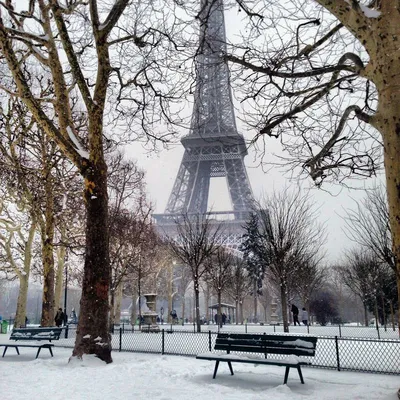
63,260 -> 69,326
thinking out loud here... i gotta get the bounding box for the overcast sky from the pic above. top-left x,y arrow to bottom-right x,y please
127,133 -> 383,265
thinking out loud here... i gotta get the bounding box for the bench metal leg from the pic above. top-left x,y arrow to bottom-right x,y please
297,366 -> 304,384
2,346 -> 8,357
35,347 -> 42,359
15,346 -> 20,355
49,346 -> 54,357
283,366 -> 290,384
227,361 -> 234,376
213,361 -> 220,379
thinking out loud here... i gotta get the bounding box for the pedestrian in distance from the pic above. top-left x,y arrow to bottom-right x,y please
55,308 -> 64,327
290,303 -> 300,326
301,307 -> 308,326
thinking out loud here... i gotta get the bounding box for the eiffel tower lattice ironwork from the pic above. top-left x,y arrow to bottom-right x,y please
154,0 -> 254,246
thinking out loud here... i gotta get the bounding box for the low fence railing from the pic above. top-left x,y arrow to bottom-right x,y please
59,325 -> 400,375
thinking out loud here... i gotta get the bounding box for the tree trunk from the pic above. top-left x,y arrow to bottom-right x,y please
130,285 -> 138,325
15,274 -> 29,328
235,299 -> 239,325
114,282 -> 123,325
181,295 -> 186,324
253,279 -> 258,323
205,283 -> 211,323
168,265 -> 173,323
54,245 -> 66,311
109,290 -> 115,330
280,284 -> 289,333
217,290 -> 222,328
72,159 -> 112,363
14,220 -> 36,328
363,302 -> 369,327
40,173 -> 56,327
194,281 -> 201,332
390,301 -> 395,331
372,29 -> 400,337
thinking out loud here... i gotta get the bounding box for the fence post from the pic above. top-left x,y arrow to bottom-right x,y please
273,325 -> 276,333
123,323 -> 125,334
307,324 -> 309,334
377,324 -> 381,340
119,327 -> 122,351
335,336 -> 340,371
245,323 -> 247,333
338,324 -> 342,338
193,322 -> 196,333
65,324 -> 69,339
162,329 -> 165,355
208,330 -> 212,351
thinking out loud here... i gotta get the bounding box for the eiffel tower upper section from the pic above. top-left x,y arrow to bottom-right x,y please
154,0 -> 254,229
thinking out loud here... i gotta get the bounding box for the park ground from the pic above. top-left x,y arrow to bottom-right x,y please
0,339 -> 398,400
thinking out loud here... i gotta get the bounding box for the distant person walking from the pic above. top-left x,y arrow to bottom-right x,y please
291,304 -> 300,326
55,308 -> 64,327
301,308 -> 308,326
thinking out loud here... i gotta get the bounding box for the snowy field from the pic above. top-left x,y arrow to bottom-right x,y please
0,345 -> 399,400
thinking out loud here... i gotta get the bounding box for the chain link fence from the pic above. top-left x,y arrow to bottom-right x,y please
58,324 -> 399,375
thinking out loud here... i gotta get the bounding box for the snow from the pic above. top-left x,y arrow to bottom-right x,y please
343,0 -> 381,18
0,340 -> 398,400
66,126 -> 89,159
359,4 -> 381,18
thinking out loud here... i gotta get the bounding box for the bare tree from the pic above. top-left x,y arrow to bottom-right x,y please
248,189 -> 326,332
225,256 -> 251,324
344,185 -> 394,271
204,247 -> 234,328
166,212 -> 224,332
0,196 -> 38,328
335,250 -> 381,326
294,256 -> 326,313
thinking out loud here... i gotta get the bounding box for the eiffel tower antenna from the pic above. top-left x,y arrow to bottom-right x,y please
154,0 -> 254,246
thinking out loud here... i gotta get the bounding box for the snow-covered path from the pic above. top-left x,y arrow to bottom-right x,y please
0,346 -> 398,399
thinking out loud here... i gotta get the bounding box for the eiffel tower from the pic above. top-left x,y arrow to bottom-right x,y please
153,0 -> 254,247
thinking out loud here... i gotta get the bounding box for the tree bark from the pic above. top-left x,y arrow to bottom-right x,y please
72,159 -> 112,363
130,284 -> 138,326
280,284 -> 289,333
54,245 -> 67,312
363,302 -> 369,327
114,282 -> 123,325
181,295 -> 186,324
13,220 -> 36,328
40,171 -> 56,327
253,279 -> 258,323
15,274 -> 29,328
195,284 -> 201,332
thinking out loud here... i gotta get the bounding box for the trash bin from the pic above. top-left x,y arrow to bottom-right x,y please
1,320 -> 8,334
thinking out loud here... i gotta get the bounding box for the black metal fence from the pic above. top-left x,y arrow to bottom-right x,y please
59,325 -> 400,375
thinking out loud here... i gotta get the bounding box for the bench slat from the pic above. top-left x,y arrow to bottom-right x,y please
10,327 -> 62,342
214,344 -> 315,357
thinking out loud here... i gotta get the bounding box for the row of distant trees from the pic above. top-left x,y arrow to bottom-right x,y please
0,177 -> 397,338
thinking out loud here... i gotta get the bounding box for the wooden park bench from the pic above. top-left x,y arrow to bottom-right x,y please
196,333 -> 318,385
0,327 -> 63,359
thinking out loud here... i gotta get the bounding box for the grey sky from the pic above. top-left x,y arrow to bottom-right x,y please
129,135 -> 383,264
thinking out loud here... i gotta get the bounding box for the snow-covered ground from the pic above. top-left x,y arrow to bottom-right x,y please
0,345 -> 399,400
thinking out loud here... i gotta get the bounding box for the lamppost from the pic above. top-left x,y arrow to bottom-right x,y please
63,260 -> 69,326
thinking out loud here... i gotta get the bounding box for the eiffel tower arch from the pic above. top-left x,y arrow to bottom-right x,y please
153,0 -> 254,248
